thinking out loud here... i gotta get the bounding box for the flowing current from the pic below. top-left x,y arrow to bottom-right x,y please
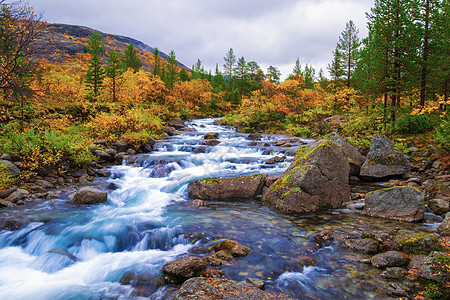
0,119 -> 433,299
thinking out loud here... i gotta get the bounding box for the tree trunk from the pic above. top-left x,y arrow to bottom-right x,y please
420,0 -> 430,108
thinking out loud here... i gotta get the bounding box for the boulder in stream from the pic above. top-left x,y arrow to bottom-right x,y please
188,174 -> 267,200
262,140 -> 350,213
371,251 -> 409,268
362,186 -> 425,222
173,277 -> 295,300
162,256 -> 207,284
327,133 -> 365,177
72,187 -> 107,204
359,135 -> 412,180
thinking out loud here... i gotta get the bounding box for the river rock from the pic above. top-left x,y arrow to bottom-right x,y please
327,133 -> 365,177
167,119 -> 186,130
200,139 -> 220,146
0,160 -> 21,177
72,187 -> 107,204
341,238 -> 380,254
380,267 -> 408,279
113,140 -> 129,153
428,198 -> 450,216
394,230 -> 438,253
142,137 -> 156,152
362,186 -> 425,222
188,174 -> 267,200
173,277 -> 295,300
0,199 -> 16,207
417,251 -> 450,282
0,186 -> 17,199
246,278 -> 265,290
189,199 -> 207,209
437,212 -> 450,236
247,133 -> 262,141
94,150 -> 112,161
211,240 -> 251,257
262,140 -> 350,213
207,250 -> 234,266
371,251 -> 409,268
313,230 -> 335,242
5,189 -> 29,203
360,135 -> 412,180
162,256 -> 207,284
265,155 -> 286,164
204,132 -> 219,139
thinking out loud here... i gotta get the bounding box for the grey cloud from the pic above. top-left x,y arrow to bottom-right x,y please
31,0 -> 373,77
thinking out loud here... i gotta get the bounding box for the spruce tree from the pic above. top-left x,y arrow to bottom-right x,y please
105,49 -> 124,102
165,50 -> 179,88
152,47 -> 161,77
223,48 -> 236,88
337,20 -> 361,88
85,30 -> 105,101
328,46 -> 345,86
235,56 -> 249,95
123,44 -> 142,73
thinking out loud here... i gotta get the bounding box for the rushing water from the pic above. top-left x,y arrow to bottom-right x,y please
0,119 -> 437,299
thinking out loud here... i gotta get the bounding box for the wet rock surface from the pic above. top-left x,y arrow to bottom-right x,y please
173,277 -> 295,300
188,174 -> 267,200
363,186 -> 425,222
162,256 -> 207,284
262,140 -> 350,213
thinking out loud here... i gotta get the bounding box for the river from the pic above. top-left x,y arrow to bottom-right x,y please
0,119 -> 437,299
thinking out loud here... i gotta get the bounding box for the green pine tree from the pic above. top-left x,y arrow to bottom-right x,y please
85,30 -> 106,101
123,43 -> 142,73
105,49 -> 124,102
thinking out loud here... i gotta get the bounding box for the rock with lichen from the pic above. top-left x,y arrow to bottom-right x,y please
188,174 -> 267,200
363,186 -> 425,222
360,135 -> 412,180
262,140 -> 350,213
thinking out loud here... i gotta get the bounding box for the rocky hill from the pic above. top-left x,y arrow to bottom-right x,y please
36,23 -> 188,71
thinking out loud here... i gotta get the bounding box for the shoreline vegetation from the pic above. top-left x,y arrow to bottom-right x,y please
0,1 -> 449,298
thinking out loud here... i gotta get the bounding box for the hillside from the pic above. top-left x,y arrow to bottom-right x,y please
36,23 -> 188,71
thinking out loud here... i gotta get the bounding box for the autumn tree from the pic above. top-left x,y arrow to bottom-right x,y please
123,43 -> 142,73
105,49 -> 124,102
0,0 -> 44,130
85,30 -> 105,101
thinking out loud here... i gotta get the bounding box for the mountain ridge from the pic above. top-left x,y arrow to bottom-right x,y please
38,23 -> 188,71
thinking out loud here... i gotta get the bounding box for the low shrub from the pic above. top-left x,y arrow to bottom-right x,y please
396,114 -> 432,134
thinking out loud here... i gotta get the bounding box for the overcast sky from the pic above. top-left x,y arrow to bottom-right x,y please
30,0 -> 374,79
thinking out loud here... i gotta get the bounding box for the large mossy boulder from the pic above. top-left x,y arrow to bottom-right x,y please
327,133 -> 365,177
188,174 -> 267,200
174,277 -> 295,300
72,187 -> 107,204
360,135 -> 412,180
362,186 -> 425,222
262,140 -> 350,213
162,256 -> 207,284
